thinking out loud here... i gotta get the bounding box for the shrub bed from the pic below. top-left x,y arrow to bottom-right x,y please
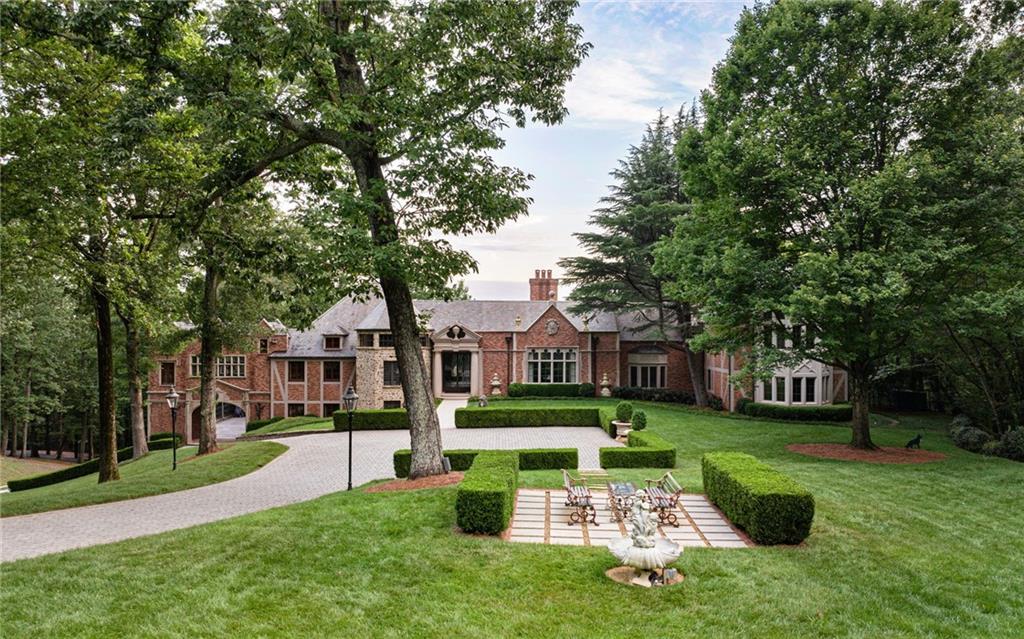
740,401 -> 852,422
455,451 -> 519,534
702,452 -> 814,545
508,383 -> 582,398
8,446 -> 135,492
951,423 -> 993,453
148,435 -> 183,451
454,407 -> 600,428
333,408 -> 410,431
599,430 -> 676,468
246,417 -> 283,432
393,447 -> 577,478
613,387 -> 724,410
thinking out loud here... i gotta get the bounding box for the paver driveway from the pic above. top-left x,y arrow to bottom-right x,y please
0,427 -> 619,562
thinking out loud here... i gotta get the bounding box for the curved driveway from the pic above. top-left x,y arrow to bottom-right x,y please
1,427 -> 619,562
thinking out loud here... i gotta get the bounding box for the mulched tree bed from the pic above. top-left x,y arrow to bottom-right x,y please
364,472 -> 464,493
786,444 -> 946,464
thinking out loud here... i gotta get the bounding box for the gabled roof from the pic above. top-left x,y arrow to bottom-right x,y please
273,297 -> 378,359
355,300 -> 619,333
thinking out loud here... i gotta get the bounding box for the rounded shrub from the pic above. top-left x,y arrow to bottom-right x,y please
998,428 -> 1024,461
578,382 -> 596,397
616,401 -> 633,423
951,424 -> 992,453
950,414 -> 972,430
631,409 -> 647,431
981,440 -> 1004,457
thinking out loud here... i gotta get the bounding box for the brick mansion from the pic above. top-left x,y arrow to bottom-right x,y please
147,269 -> 848,442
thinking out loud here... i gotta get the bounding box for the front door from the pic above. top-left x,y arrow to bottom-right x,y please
441,351 -> 472,394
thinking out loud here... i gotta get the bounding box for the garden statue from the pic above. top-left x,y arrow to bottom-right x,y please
600,372 -> 612,397
491,373 -> 502,396
608,490 -> 680,574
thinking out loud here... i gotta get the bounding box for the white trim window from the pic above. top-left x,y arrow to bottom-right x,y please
792,376 -> 816,404
629,365 -> 666,388
527,348 -> 577,383
190,355 -> 246,378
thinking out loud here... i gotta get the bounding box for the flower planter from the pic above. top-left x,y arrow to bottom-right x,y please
612,420 -> 632,438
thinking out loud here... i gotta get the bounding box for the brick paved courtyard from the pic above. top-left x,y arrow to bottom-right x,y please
508,488 -> 751,548
1,426 -> 620,562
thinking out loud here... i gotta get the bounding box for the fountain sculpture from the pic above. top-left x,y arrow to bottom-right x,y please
607,490 -> 681,586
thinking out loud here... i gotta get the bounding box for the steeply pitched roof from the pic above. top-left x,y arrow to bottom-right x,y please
272,297 -> 378,358
355,300 -> 619,333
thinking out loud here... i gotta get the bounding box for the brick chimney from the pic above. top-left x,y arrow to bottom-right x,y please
528,269 -> 558,301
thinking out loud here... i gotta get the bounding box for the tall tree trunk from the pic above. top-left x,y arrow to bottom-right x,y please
685,347 -> 708,407
849,363 -> 876,450
120,313 -> 149,458
91,278 -> 120,482
197,261 -> 221,456
56,413 -> 65,461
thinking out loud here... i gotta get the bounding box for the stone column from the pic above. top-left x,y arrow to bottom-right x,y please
470,350 -> 480,396
433,350 -> 443,397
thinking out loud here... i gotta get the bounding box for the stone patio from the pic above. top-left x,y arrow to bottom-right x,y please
507,487 -> 751,549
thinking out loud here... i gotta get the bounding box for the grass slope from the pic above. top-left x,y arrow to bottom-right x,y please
0,456 -> 72,484
3,406 -> 1022,638
0,442 -> 286,517
243,416 -> 333,436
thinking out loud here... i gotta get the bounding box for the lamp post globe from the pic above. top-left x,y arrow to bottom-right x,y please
342,386 -> 358,490
166,388 -> 180,471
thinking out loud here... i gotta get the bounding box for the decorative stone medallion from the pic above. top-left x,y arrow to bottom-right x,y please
545,319 -> 559,336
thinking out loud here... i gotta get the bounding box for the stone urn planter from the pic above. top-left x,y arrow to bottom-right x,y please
612,420 -> 632,438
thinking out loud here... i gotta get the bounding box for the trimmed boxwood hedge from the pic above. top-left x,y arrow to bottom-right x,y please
508,383 -> 581,398
8,445 -> 135,491
599,430 -> 676,468
454,407 -> 601,428
148,434 -> 183,451
702,452 -> 814,545
246,417 -> 283,432
332,408 -> 411,431
393,447 -> 578,478
740,401 -> 852,422
456,451 -> 519,534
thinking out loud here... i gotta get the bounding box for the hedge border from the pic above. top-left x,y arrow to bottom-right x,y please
332,408 -> 411,431
740,401 -> 852,422
455,406 -> 602,429
599,430 -> 676,468
393,447 -> 578,478
8,445 -> 135,491
701,451 -> 814,545
455,451 -> 519,534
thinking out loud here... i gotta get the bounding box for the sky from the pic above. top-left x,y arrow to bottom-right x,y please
446,1 -> 749,300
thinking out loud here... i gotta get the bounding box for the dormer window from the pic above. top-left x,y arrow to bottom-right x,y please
324,336 -> 342,350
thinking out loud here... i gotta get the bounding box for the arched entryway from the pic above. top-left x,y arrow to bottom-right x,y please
190,402 -> 246,441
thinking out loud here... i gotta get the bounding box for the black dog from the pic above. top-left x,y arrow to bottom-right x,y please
906,434 -> 922,449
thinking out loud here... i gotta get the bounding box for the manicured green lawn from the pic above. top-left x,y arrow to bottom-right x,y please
3,404 -> 1022,638
0,456 -> 72,484
242,415 -> 333,436
0,442 -> 286,517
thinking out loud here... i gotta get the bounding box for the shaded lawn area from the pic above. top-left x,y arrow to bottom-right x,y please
243,415 -> 333,437
0,442 -> 285,517
0,456 -> 72,484
3,405 -> 1022,638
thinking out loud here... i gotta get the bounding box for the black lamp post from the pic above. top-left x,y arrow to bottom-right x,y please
342,385 -> 358,491
166,387 -> 179,471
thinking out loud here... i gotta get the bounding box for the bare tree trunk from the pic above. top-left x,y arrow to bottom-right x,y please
197,261 -> 220,456
91,279 -> 120,481
849,363 -> 876,450
20,379 -> 31,458
685,347 -> 708,407
56,413 -> 66,461
120,313 -> 149,458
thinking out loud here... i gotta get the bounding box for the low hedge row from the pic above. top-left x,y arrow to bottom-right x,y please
148,435 -> 183,451
455,451 -> 519,534
701,452 -> 814,545
393,447 -> 578,478
599,430 -> 676,468
740,401 -> 852,422
246,417 -> 283,432
454,407 -> 601,428
8,445 -> 135,492
148,432 -> 182,442
508,383 -> 588,398
332,408 -> 411,430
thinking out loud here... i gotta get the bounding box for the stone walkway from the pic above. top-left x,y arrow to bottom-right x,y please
216,416 -> 248,440
436,399 -> 463,430
1,426 -> 620,562
508,488 -> 750,548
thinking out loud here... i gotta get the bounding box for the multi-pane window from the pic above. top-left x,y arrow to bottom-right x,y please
383,361 -> 401,386
378,333 -> 395,348
763,378 -> 773,401
383,400 -> 402,409
805,377 -> 816,403
526,349 -> 577,383
775,376 -> 786,402
792,377 -> 816,404
323,403 -> 340,416
287,403 -> 305,417
160,362 -> 175,386
323,361 -> 341,382
323,336 -> 342,350
358,333 -> 374,347
792,377 -> 803,403
288,361 -> 305,382
629,365 -> 666,388
190,355 -> 245,378
217,356 -> 246,378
